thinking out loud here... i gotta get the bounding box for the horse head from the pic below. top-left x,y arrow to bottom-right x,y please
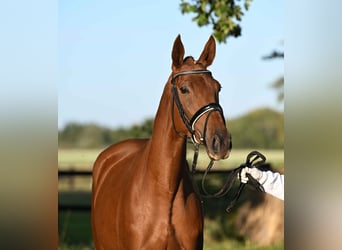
170,35 -> 232,160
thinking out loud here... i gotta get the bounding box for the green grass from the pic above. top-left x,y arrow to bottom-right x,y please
58,148 -> 283,170
59,192 -> 93,249
59,211 -> 92,248
58,148 -> 103,169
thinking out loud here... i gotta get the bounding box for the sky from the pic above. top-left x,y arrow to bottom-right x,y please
58,0 -> 284,129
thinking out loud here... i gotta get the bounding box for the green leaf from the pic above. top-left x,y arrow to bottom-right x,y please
179,0 -> 253,43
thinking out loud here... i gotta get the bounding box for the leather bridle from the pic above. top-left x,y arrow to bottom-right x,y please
171,70 -> 225,145
171,70 -> 265,213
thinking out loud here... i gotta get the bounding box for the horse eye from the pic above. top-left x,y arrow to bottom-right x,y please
180,86 -> 189,94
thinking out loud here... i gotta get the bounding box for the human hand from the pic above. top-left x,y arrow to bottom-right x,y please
239,167 -> 263,184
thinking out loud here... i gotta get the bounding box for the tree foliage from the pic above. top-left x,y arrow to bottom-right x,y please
228,108 -> 284,149
270,76 -> 284,102
263,49 -> 284,103
58,108 -> 283,149
180,0 -> 253,43
58,119 -> 154,148
180,1 -> 284,102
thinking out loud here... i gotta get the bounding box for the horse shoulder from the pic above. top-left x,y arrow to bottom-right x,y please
92,138 -> 153,249
92,138 -> 149,202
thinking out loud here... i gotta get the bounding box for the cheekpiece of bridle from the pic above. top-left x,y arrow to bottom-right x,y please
171,70 -> 225,145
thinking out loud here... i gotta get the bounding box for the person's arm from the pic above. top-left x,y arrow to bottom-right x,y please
240,167 -> 284,200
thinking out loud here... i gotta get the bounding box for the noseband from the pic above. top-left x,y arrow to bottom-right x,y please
171,70 -> 225,145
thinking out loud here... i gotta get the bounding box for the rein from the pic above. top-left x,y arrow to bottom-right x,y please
191,149 -> 266,212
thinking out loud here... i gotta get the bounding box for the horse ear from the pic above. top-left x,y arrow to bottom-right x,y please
197,36 -> 216,67
172,35 -> 185,70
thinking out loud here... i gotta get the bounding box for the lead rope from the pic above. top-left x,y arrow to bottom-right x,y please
191,150 -> 267,212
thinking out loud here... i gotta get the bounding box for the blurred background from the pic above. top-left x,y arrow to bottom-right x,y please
58,0 -> 284,249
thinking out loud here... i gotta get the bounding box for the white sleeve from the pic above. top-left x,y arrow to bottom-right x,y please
258,170 -> 284,200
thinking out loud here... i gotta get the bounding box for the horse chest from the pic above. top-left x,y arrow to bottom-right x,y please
123,177 -> 203,248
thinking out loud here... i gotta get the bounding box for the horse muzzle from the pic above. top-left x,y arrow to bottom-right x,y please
206,131 -> 232,161
190,104 -> 232,161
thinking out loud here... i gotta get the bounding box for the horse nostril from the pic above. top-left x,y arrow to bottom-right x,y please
229,134 -> 232,150
212,134 -> 221,153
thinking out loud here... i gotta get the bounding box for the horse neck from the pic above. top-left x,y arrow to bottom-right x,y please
148,81 -> 187,192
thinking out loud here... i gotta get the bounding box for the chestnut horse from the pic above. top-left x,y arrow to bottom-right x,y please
91,35 -> 232,249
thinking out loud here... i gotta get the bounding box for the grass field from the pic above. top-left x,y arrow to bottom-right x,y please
58,147 -> 284,170
58,147 -> 284,249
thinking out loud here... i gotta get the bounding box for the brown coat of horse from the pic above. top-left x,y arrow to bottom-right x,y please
91,35 -> 232,249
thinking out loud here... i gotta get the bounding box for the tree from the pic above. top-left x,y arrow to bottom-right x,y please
228,108 -> 284,149
262,49 -> 284,103
180,0 -> 253,43
180,1 -> 284,103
